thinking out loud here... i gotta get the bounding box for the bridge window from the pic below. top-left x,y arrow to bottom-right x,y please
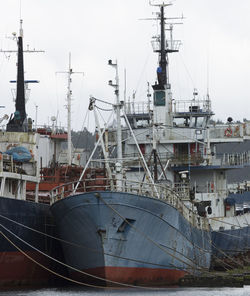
154,91 -> 165,106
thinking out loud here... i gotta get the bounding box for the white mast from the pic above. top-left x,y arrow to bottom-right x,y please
67,53 -> 72,165
108,59 -> 123,188
57,53 -> 84,165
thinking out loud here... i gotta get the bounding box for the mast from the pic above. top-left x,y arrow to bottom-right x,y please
150,2 -> 182,181
7,20 -> 26,132
108,59 -> 123,188
1,20 -> 44,132
158,5 -> 168,88
57,53 -> 84,165
151,2 -> 181,126
67,53 -> 72,165
152,4 -> 168,181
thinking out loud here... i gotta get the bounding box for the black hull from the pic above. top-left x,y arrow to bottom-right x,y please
0,196 -> 66,287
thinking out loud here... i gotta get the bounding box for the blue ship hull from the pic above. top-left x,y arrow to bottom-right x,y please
211,193 -> 250,269
212,227 -> 250,257
212,225 -> 250,269
0,196 -> 65,287
51,191 -> 211,286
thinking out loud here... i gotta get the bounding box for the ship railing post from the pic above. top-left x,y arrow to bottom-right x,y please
50,191 -> 53,205
35,182 -> 39,203
50,190 -> 55,205
11,155 -> 13,172
139,181 -> 142,195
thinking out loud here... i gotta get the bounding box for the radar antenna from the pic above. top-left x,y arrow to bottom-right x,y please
149,0 -> 173,7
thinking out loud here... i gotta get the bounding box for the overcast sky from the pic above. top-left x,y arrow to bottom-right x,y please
0,0 -> 250,131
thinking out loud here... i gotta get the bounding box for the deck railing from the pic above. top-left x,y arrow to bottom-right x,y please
50,177 -> 210,231
0,154 -> 15,173
221,151 -> 250,167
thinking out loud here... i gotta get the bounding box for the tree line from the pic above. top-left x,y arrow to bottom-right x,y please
71,128 -> 95,151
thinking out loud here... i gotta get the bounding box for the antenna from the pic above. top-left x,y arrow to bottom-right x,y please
0,19 -> 44,54
19,0 -> 22,23
206,44 -> 210,100
57,53 -> 84,165
149,0 -> 173,7
124,68 -> 127,112
34,103 -> 38,129
1,20 -> 44,132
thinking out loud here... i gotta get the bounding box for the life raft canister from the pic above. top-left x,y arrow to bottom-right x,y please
224,127 -> 232,137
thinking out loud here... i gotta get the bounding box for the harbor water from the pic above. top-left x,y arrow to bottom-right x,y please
1,287 -> 250,296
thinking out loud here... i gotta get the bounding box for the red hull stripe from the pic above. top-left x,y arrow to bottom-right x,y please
73,266 -> 187,286
0,251 -> 53,286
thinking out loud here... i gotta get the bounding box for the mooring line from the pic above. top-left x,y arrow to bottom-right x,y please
94,193 -> 248,272
95,193 -> 210,273
0,223 -> 169,290
0,213 -> 189,271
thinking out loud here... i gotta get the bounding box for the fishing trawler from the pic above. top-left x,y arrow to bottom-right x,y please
50,2 -> 213,287
0,20 -> 85,287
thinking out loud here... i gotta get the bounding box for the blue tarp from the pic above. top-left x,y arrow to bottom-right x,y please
4,146 -> 32,162
225,192 -> 250,205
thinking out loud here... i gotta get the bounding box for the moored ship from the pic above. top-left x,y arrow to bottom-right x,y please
0,20 -> 77,287
50,2 -> 212,287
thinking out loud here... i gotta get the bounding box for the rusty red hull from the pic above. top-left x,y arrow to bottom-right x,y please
73,266 -> 187,287
0,251 -> 53,286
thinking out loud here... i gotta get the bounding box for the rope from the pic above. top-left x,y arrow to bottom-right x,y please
0,222 -> 161,290
95,105 -> 113,112
210,240 -> 244,270
210,217 -> 250,238
50,186 -> 245,272
73,107 -> 90,150
0,213 -> 185,270
95,193 -> 210,273
52,184 -> 213,270
0,203 -> 240,275
208,218 -> 249,268
1,201 -> 242,277
93,194 -> 249,272
0,229 -> 100,289
209,217 -> 242,228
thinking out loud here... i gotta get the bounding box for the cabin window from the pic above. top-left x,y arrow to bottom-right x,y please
139,144 -> 145,155
173,117 -> 190,127
195,117 -> 204,127
11,180 -> 17,195
174,143 -> 188,156
7,180 -> 11,193
154,91 -> 165,106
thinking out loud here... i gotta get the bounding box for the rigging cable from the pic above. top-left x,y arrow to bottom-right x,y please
0,213 -> 187,270
0,222 -> 163,290
94,192 -> 210,273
